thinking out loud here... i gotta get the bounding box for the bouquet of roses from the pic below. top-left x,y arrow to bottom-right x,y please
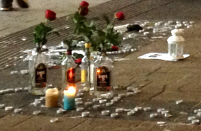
73,1 -> 125,52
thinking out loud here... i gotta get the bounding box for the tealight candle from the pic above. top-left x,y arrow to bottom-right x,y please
157,108 -> 165,113
82,111 -> 90,117
0,104 -> 5,109
150,113 -> 158,118
75,98 -> 82,102
191,119 -> 200,125
56,108 -> 66,114
93,105 -> 101,109
115,108 -> 124,113
164,113 -> 172,118
110,113 -> 119,118
99,99 -> 107,104
127,111 -> 135,116
63,86 -> 76,110
161,110 -> 169,115
76,93 -> 84,97
143,107 -> 152,112
188,116 -> 196,121
45,88 -> 59,108
106,102 -> 113,107
5,106 -> 13,111
101,110 -> 110,116
76,101 -> 83,105
76,107 -> 84,112
85,102 -> 93,106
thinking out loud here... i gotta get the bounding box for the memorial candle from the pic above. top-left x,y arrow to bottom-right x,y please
45,88 -> 59,108
63,86 -> 76,110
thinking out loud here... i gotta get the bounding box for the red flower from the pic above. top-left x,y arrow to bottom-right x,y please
45,10 -> 56,20
75,58 -> 82,64
115,12 -> 125,20
111,46 -> 119,51
80,1 -> 89,8
80,7 -> 89,16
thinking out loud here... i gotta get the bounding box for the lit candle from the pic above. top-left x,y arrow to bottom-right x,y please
45,88 -> 59,108
63,86 -> 76,110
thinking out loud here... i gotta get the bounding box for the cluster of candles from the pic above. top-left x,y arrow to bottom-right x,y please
45,86 -> 76,110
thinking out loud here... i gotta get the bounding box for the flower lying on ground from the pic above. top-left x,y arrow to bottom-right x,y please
45,10 -> 56,20
111,46 -> 119,51
115,12 -> 125,20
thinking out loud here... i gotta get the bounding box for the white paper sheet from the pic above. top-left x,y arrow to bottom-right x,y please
138,53 -> 190,61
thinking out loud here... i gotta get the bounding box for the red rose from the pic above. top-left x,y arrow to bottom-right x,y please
111,46 -> 119,51
80,7 -> 88,16
80,1 -> 89,8
75,58 -> 82,64
45,10 -> 56,20
115,12 -> 125,20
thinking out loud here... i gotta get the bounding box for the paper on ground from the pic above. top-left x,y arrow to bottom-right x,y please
138,53 -> 190,61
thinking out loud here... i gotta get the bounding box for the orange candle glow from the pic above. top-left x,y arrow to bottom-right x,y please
64,86 -> 76,97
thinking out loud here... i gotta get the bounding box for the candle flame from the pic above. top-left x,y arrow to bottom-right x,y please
64,86 -> 76,96
97,69 -> 100,73
68,86 -> 76,93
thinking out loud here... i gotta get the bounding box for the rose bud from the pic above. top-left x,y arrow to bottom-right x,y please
80,7 -> 89,16
80,1 -> 89,8
111,46 -> 119,51
115,12 -> 125,20
45,10 -> 56,20
75,58 -> 82,65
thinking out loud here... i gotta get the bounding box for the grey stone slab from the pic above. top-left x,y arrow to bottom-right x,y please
152,91 -> 201,102
13,116 -> 87,131
0,114 -> 32,127
70,118 -> 142,131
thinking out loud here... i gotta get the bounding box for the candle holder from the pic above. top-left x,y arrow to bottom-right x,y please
167,29 -> 185,60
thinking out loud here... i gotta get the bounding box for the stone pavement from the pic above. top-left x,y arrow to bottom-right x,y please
1,0 -> 201,131
0,0 -> 110,37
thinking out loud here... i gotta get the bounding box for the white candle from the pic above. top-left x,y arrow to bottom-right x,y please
150,113 -> 158,118
115,108 -> 124,113
188,116 -> 196,121
99,99 -> 107,104
110,113 -> 119,118
82,111 -> 90,117
45,88 -> 59,108
127,112 -> 135,116
101,110 -> 110,116
85,102 -> 93,106
76,107 -> 84,112
191,119 -> 200,125
76,101 -> 83,105
75,98 -> 82,102
143,107 -> 152,112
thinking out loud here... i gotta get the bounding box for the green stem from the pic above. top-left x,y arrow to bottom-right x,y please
111,18 -> 116,25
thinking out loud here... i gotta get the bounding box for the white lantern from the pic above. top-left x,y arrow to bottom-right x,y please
167,29 -> 185,60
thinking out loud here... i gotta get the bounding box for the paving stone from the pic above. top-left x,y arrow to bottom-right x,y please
152,91 -> 201,102
70,118 -> 142,131
0,114 -> 32,127
158,123 -> 196,131
13,116 -> 87,131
